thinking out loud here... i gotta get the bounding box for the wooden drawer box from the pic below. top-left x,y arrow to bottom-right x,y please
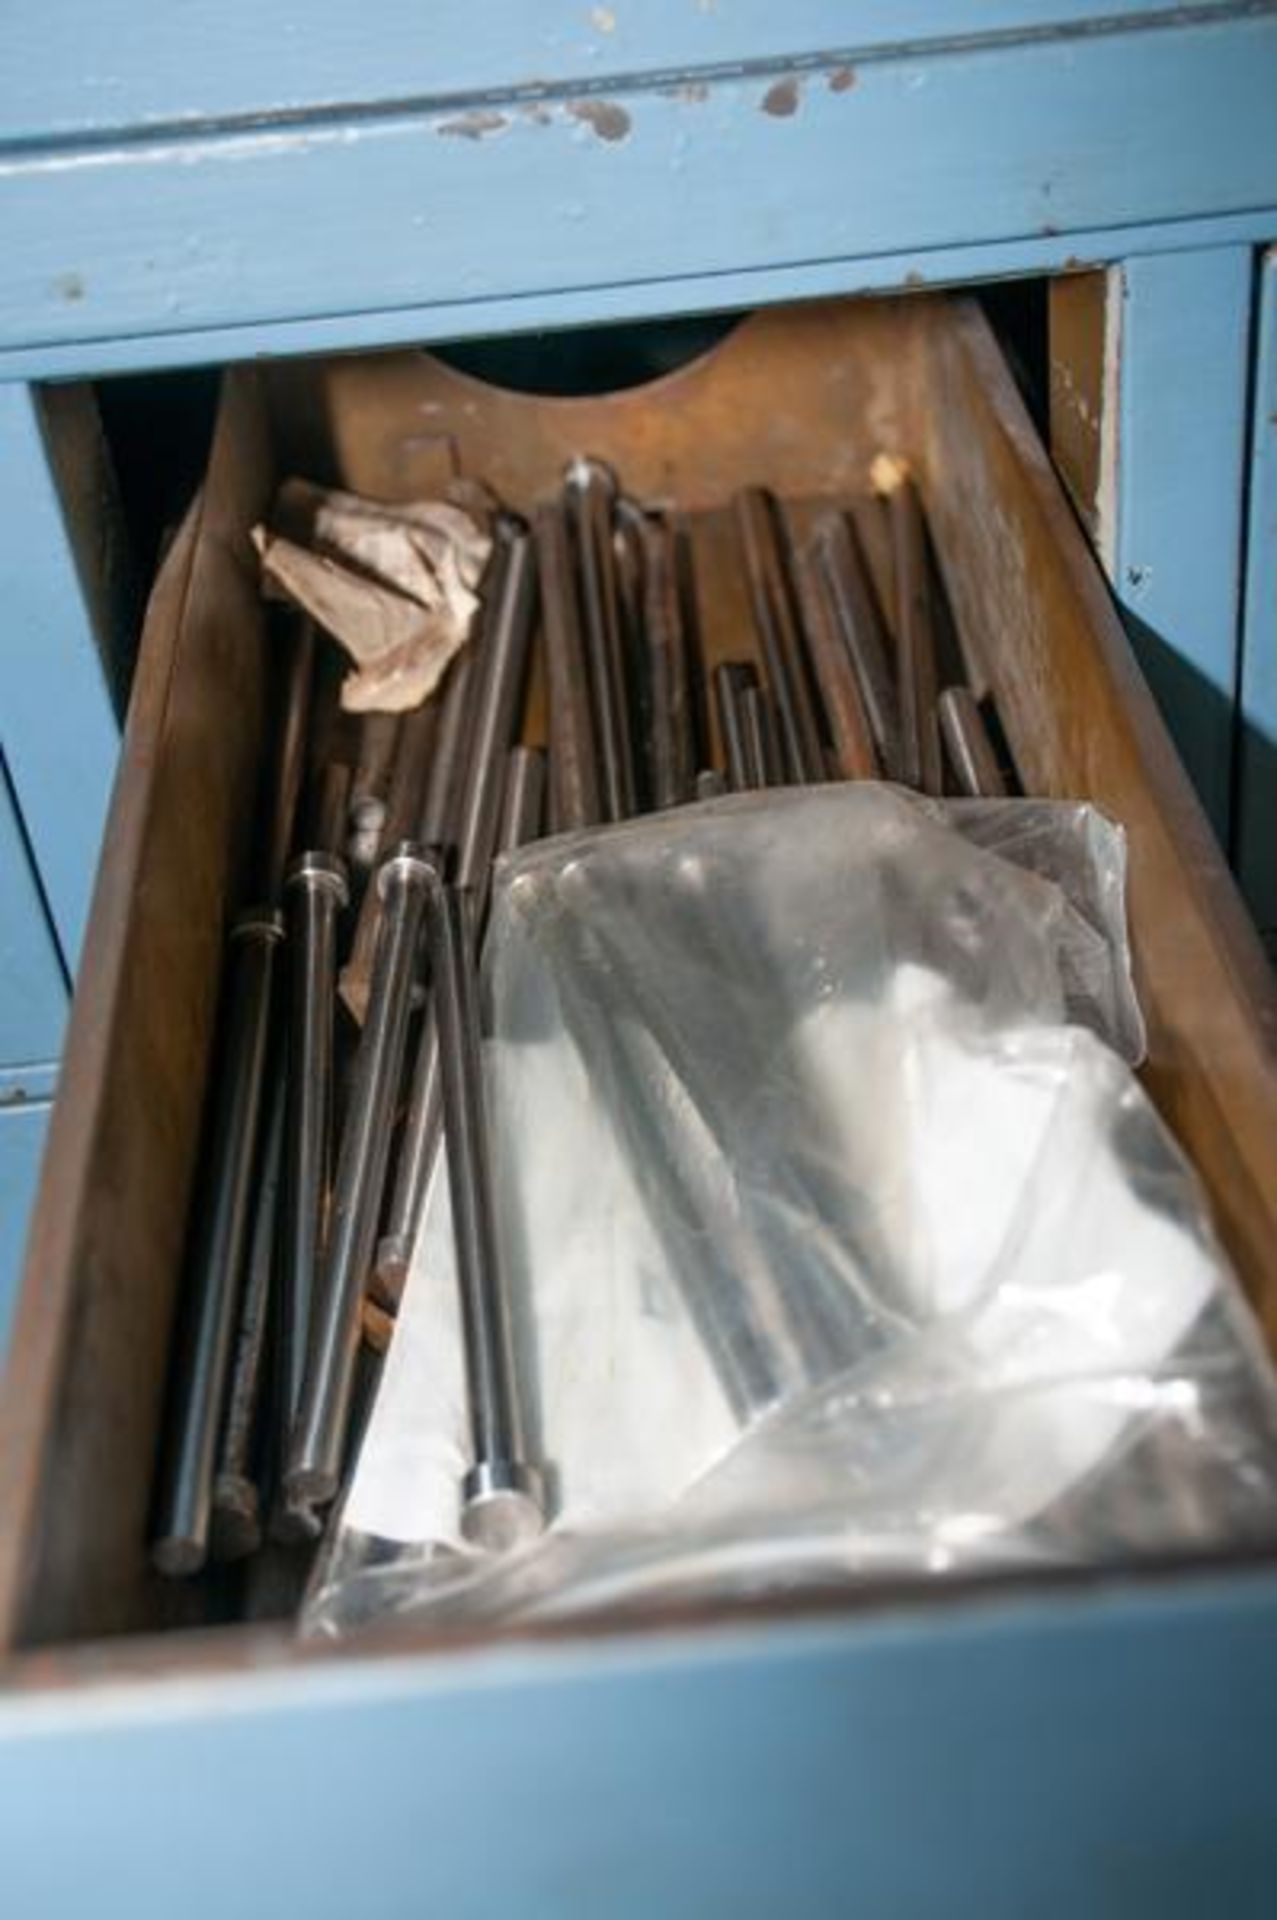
2,298 -> 1276,1893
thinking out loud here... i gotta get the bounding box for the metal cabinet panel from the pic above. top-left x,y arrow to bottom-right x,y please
2,13 -> 1276,369
0,755 -> 65,1064
1,1572 -> 1276,1918
4,2 -> 1249,143
1113,249 -> 1254,841
0,1100 -> 50,1356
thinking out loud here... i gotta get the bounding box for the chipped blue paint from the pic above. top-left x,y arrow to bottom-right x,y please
1,13 -> 1275,367
2,4 -> 1255,145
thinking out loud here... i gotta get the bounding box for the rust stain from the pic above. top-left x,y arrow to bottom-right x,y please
568,99 -> 632,142
762,77 -> 800,118
55,272 -> 85,302
439,110 -> 508,141
522,102 -> 554,126
828,67 -> 857,93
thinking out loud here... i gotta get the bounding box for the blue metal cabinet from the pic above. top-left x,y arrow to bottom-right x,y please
1,5 -> 1276,1905
3,1570 -> 1277,1917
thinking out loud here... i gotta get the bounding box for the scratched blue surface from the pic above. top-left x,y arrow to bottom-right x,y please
2,1571 -> 1277,1916
1114,247 -> 1254,841
1,3 -> 1250,143
1237,249 -> 1277,951
1,14 -> 1274,366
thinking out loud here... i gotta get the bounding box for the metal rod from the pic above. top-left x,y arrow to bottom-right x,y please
938,686 -> 1009,798
285,843 -> 438,1510
812,511 -> 903,781
496,745 -> 547,854
372,743 -> 546,1311
535,500 -> 602,832
372,534 -> 536,1305
734,488 -> 825,785
309,761 -> 352,860
432,883 -> 546,1549
419,647 -> 478,850
886,477 -> 943,795
455,522 -> 538,889
152,907 -> 285,1576
800,540 -> 879,781
714,661 -> 760,791
280,852 -> 348,1440
566,458 -> 636,822
340,699 -> 438,1024
740,683 -> 785,788
209,1061 -> 286,1563
637,513 -> 695,810
259,617 -> 316,904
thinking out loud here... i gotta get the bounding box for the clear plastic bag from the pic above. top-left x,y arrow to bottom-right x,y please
306,786 -> 1277,1635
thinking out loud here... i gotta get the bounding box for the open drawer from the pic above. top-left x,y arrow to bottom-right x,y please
3,295 -> 1277,1908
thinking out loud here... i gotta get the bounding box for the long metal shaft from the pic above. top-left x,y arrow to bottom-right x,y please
340,698 -> 438,1023
373,536 -> 536,1303
888,477 -> 943,795
259,616 -> 316,904
735,488 -> 825,785
714,661 -> 760,791
285,843 -> 438,1510
419,647 -> 478,850
567,458 -> 636,822
535,501 -> 602,831
454,523 -> 538,888
209,1060 -> 287,1562
938,686 -> 1008,797
496,744 -> 547,853
740,683 -> 784,787
638,513 -> 696,810
152,908 -> 285,1575
432,883 -> 546,1549
281,853 -> 348,1436
801,542 -> 879,781
372,745 -> 545,1309
812,511 -> 903,781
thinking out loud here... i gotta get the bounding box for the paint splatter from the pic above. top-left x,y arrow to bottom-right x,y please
568,99 -> 632,142
438,110 -> 508,140
590,5 -> 617,30
762,78 -> 800,118
55,272 -> 85,302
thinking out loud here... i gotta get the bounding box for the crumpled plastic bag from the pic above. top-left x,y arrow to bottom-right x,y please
305,787 -> 1277,1635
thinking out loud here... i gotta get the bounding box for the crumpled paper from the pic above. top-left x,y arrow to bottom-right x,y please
253,480 -> 493,712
